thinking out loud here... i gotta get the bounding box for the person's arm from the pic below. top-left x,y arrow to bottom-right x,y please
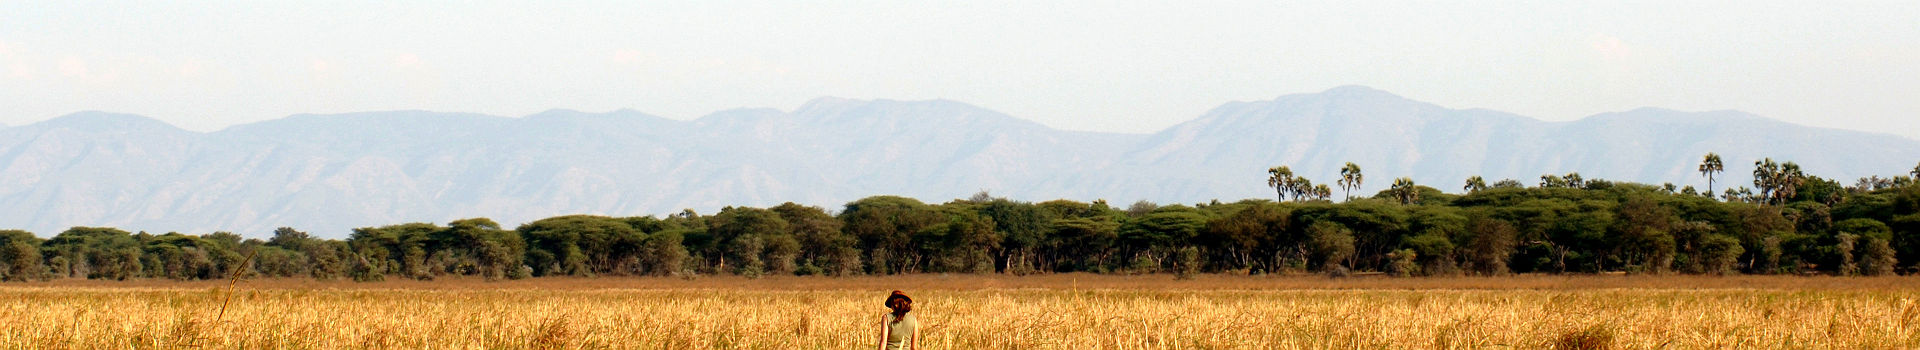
909,319 -> 920,350
877,313 -> 889,350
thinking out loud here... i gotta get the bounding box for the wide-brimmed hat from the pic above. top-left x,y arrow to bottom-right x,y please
886,290 -> 912,307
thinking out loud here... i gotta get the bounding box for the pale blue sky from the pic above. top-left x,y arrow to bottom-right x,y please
3,1 -> 1917,138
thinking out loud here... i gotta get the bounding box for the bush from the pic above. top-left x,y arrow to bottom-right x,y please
1173,247 -> 1201,280
1699,235 -> 1745,275
1386,249 -> 1418,277
1862,236 -> 1898,276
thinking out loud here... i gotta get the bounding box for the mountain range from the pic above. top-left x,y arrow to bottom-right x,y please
5,86 -> 1917,238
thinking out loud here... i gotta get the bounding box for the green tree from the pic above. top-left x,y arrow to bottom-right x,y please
1046,217 -> 1120,272
770,202 -> 854,276
1540,174 -> 1566,188
1464,176 -> 1487,194
1860,235 -> 1898,276
348,223 -> 443,280
0,230 -> 44,281
1290,176 -> 1314,202
438,218 -> 525,280
839,196 -> 943,274
1388,178 -> 1420,205
971,199 -> 1052,274
1268,166 -> 1295,202
641,229 -> 690,277
1752,158 -> 1805,205
1613,196 -> 1678,273
1699,234 -> 1745,275
1339,162 -> 1364,200
1835,232 -> 1859,276
921,204 -> 1002,273
1463,216 -> 1517,275
516,216 -> 641,277
43,227 -> 144,280
268,227 -> 346,280
1306,221 -> 1356,272
1201,202 -> 1290,273
1172,246 -> 1202,280
1119,205 -> 1210,273
1700,153 -> 1724,197
708,207 -> 793,276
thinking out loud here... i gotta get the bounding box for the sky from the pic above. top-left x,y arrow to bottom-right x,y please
2,1 -> 1917,138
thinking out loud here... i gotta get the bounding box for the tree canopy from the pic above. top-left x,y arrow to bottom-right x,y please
2,160 -> 1918,281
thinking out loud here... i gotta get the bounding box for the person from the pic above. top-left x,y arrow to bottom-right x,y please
878,290 -> 918,350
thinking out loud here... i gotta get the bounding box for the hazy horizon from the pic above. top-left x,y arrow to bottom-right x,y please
21,85 -> 1920,144
3,2 -> 1917,138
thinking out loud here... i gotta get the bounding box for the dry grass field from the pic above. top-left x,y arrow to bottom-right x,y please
3,274 -> 1918,349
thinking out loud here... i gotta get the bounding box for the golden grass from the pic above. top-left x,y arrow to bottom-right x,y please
3,275 -> 1918,349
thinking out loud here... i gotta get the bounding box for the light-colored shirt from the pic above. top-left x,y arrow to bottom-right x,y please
884,313 -> 917,350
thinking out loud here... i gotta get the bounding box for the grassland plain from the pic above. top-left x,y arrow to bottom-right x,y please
2,274 -> 1918,349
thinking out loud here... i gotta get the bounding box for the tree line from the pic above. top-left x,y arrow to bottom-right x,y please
1,156 -> 1916,282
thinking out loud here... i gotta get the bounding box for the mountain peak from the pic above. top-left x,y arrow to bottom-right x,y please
1316,85 -> 1407,100
32,111 -> 187,133
1321,84 -> 1388,94
794,96 -> 865,115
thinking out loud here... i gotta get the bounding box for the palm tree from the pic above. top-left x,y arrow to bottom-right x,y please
1775,162 -> 1805,204
1911,162 -> 1919,180
1267,166 -> 1293,202
1338,163 -> 1363,200
1753,158 -> 1779,204
1699,153 -> 1724,197
1390,177 -> 1419,205
1463,176 -> 1487,193
1564,172 -> 1585,188
1314,184 -> 1333,201
1291,176 -> 1313,202
1539,174 -> 1565,188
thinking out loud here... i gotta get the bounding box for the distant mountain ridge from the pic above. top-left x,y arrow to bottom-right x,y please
5,86 -> 1918,237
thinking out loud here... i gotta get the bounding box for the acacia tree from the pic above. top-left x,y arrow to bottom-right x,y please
1305,221 -> 1355,272
1492,179 -> 1524,189
0,230 -> 43,281
840,196 -> 943,274
708,207 -> 792,276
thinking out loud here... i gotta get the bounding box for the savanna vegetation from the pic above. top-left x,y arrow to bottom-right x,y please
2,156 -> 1917,282
1,275 -> 1916,349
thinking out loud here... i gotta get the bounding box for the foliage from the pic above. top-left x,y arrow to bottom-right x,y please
2,158 -> 1919,281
